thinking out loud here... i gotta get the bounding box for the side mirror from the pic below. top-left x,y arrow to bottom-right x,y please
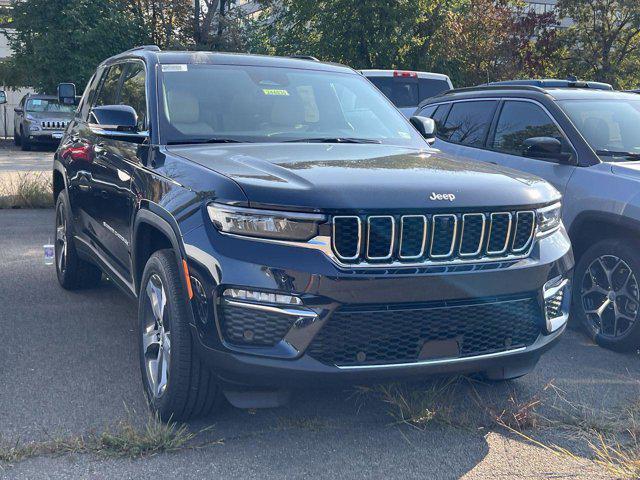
58,83 -> 77,105
14,107 -> 22,114
410,116 -> 436,144
0,91 -> 6,105
523,137 -> 571,163
89,105 -> 146,142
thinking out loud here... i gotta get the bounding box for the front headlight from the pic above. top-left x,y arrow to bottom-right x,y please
536,202 -> 562,235
207,203 -> 326,241
25,114 -> 37,122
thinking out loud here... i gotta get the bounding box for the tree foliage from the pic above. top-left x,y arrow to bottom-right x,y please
252,0 -> 564,87
557,0 -> 640,88
0,0 -> 147,93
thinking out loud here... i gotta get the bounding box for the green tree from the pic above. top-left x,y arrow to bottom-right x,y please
0,0 -> 147,93
558,0 -> 640,88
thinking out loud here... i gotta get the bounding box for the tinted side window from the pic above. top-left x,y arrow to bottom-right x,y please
441,101 -> 497,147
432,103 -> 451,137
94,64 -> 124,107
120,62 -> 147,130
417,104 -> 437,118
79,71 -> 102,120
492,101 -> 570,160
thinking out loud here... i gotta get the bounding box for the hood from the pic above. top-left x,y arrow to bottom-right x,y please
612,161 -> 640,179
167,143 -> 559,211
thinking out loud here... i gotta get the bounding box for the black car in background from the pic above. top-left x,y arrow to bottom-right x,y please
52,47 -> 573,420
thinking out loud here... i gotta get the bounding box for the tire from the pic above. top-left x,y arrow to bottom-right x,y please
55,192 -> 103,290
13,128 -> 20,146
573,238 -> 640,352
138,250 -> 221,421
20,127 -> 31,151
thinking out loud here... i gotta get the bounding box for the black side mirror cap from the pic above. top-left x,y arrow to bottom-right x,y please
90,105 -> 138,131
410,116 -> 436,144
523,136 -> 572,163
57,83 -> 77,105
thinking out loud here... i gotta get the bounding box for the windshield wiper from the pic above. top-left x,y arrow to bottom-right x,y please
167,138 -> 248,145
595,149 -> 640,159
284,137 -> 382,144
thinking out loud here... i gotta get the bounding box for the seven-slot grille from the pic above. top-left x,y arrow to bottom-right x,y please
41,120 -> 68,130
331,210 -> 536,264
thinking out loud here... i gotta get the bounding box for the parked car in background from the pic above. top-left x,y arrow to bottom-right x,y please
415,83 -> 640,351
52,47 -> 572,420
14,94 -> 76,151
361,69 -> 452,117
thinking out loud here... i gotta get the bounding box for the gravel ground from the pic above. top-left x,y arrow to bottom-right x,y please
1,209 -> 638,479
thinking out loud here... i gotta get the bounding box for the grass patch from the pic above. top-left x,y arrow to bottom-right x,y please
0,172 -> 52,209
0,411 -> 220,467
360,377 -> 465,429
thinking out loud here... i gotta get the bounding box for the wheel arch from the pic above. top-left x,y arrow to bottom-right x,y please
569,211 -> 640,261
133,205 -> 190,299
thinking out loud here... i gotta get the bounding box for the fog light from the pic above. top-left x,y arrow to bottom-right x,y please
223,288 -> 302,305
29,125 -> 40,132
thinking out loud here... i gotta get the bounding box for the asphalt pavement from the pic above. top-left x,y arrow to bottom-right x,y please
1,209 -> 639,479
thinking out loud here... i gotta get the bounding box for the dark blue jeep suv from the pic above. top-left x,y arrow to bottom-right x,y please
53,46 -> 573,420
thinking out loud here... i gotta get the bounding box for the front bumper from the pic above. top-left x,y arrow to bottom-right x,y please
27,130 -> 64,143
183,221 -> 573,388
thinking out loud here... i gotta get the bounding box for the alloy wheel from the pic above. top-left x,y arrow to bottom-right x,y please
143,274 -> 171,399
581,255 -> 639,338
55,203 -> 67,274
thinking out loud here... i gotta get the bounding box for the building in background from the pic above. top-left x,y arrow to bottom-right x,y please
0,0 -> 34,137
523,0 -> 573,27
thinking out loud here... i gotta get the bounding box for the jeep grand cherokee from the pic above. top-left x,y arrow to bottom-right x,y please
52,46 -> 573,420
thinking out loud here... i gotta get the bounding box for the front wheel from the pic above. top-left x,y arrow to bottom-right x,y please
139,250 -> 221,421
573,238 -> 640,352
20,127 -> 31,151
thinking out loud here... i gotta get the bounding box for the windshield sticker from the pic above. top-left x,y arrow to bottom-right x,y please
32,99 -> 42,106
162,64 -> 188,72
262,88 -> 290,96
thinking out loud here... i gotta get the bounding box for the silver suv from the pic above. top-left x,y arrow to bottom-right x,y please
416,84 -> 640,351
14,94 -> 75,151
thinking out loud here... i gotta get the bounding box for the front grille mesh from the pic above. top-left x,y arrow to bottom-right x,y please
219,304 -> 295,346
307,297 -> 542,366
332,210 -> 535,264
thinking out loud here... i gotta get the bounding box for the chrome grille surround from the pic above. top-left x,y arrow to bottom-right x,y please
330,209 -> 536,267
398,215 -> 428,260
366,215 -> 395,261
459,213 -> 486,257
512,211 -> 536,253
430,214 -> 458,259
486,212 -> 513,255
41,120 -> 68,130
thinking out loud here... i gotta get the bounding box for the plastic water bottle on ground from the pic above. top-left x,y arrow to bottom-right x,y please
44,244 -> 54,265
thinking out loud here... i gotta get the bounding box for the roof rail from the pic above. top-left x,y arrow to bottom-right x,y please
289,55 -> 320,62
122,45 -> 161,54
440,85 -> 547,96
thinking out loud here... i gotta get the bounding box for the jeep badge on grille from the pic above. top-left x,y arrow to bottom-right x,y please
429,192 -> 456,201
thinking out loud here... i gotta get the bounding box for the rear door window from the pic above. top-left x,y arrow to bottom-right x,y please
441,101 -> 497,147
492,100 -> 572,160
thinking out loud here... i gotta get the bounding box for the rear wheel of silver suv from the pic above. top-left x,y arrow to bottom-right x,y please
573,239 -> 640,352
138,250 -> 221,421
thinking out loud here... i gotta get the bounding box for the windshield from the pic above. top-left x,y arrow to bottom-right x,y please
25,99 -> 75,113
158,64 -> 425,146
558,99 -> 640,161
